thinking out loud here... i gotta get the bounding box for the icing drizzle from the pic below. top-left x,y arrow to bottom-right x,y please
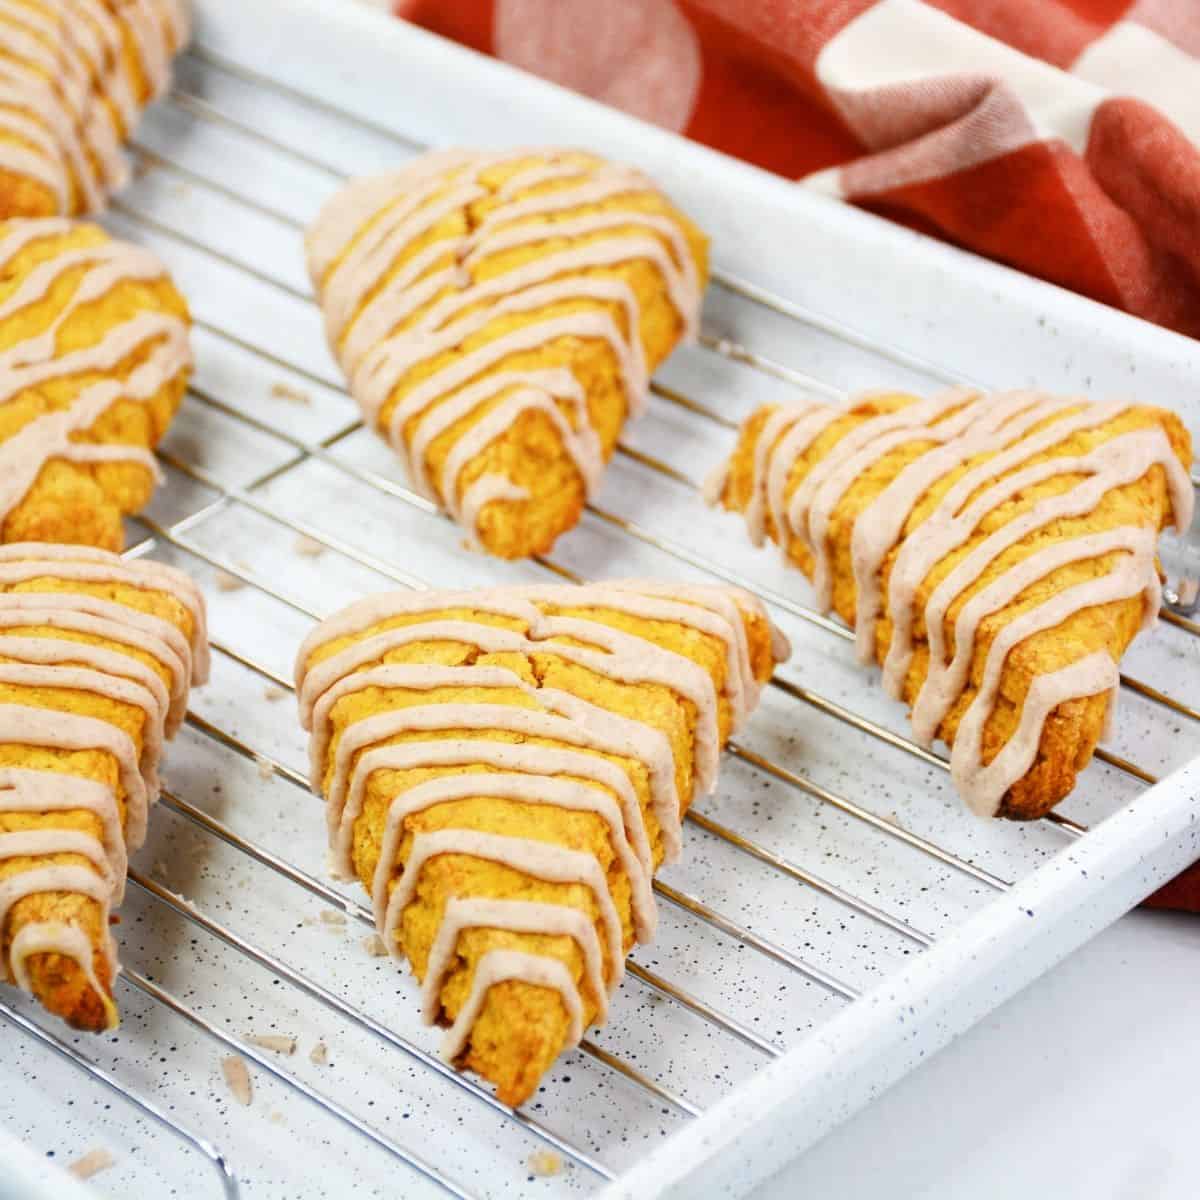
0,545 -> 206,1025
0,0 -> 187,215
307,150 -> 703,542
296,580 -> 780,1061
0,221 -> 191,537
712,391 -> 1193,816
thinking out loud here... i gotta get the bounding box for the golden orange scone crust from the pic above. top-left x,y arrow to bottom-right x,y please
710,390 -> 1193,820
0,0 -> 189,218
0,543 -> 207,1030
307,149 -> 709,559
296,581 -> 784,1105
0,218 -> 192,550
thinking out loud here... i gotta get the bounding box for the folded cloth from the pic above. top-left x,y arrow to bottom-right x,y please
395,0 -> 1200,339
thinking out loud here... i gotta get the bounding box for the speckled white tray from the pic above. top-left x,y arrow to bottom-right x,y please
2,2 -> 1198,1198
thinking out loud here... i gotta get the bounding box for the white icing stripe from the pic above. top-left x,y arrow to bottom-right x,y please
911,432 -> 1189,745
881,400 -> 1139,694
953,652 -> 1120,817
515,582 -> 754,727
849,390 -> 1060,662
460,476 -> 530,542
405,369 -> 588,499
0,635 -> 170,737
0,0 -> 182,215
332,701 -> 678,878
536,614 -> 721,795
384,829 -> 625,987
720,389 -> 1192,813
0,551 -> 203,1027
0,705 -> 150,848
0,865 -> 111,983
369,772 -> 655,941
309,151 -> 701,540
440,948 -> 583,1063
0,546 -> 210,684
9,921 -> 117,1029
308,659 -> 531,784
0,830 -> 113,891
334,737 -> 650,878
0,768 -> 126,899
800,388 -> 975,608
305,595 -> 725,802
439,387 -> 605,519
943,533 -> 1160,817
0,230 -> 192,537
421,897 -> 608,1025
0,601 -> 189,729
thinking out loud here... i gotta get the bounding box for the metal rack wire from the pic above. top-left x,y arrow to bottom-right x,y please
3,43 -> 1198,1200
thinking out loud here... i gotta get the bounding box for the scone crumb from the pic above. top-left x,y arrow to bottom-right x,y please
271,382 -> 311,406
528,1150 -> 563,1178
363,934 -> 388,957
294,534 -> 324,557
222,1055 -> 253,1106
319,909 -> 346,926
309,1041 -> 328,1065
69,1148 -> 115,1180
270,1111 -> 285,1125
214,570 -> 246,592
256,756 -> 274,781
249,1034 -> 296,1055
263,685 -> 287,702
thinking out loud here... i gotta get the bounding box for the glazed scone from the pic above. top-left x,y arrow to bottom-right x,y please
307,149 -> 709,559
0,0 -> 189,217
296,581 -> 785,1105
708,390 -> 1194,819
0,218 -> 192,550
0,543 -> 208,1030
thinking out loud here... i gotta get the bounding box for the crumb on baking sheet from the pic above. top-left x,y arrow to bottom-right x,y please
270,1111 -> 285,1124
222,1055 -> 253,1106
256,756 -> 274,781
68,1148 -> 115,1180
263,684 -> 287,702
214,569 -> 246,592
294,534 -> 324,557
309,1041 -> 328,1066
271,381 -> 311,406
363,934 -> 388,957
319,909 -> 346,926
528,1149 -> 563,1178
248,1034 -> 297,1055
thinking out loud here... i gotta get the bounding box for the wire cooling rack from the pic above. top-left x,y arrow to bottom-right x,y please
1,24 -> 1198,1200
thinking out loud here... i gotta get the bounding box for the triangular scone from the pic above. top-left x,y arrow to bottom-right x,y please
0,543 -> 207,1029
0,0 -> 189,217
0,218 -> 192,550
296,581 -> 785,1105
306,149 -> 709,559
708,390 -> 1193,819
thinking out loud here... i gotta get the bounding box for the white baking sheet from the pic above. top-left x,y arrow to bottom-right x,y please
1,3 -> 1198,1198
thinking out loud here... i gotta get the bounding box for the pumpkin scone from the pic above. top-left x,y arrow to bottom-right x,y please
0,217 -> 192,550
295,580 -> 786,1105
0,542 -> 208,1030
707,389 -> 1194,820
0,0 -> 189,217
306,148 -> 709,559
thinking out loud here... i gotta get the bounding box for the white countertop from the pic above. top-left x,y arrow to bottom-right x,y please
753,907 -> 1200,1200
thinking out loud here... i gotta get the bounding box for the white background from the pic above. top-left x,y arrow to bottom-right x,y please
755,909 -> 1200,1199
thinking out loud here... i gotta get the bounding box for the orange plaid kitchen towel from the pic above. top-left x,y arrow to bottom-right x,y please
396,0 -> 1200,339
